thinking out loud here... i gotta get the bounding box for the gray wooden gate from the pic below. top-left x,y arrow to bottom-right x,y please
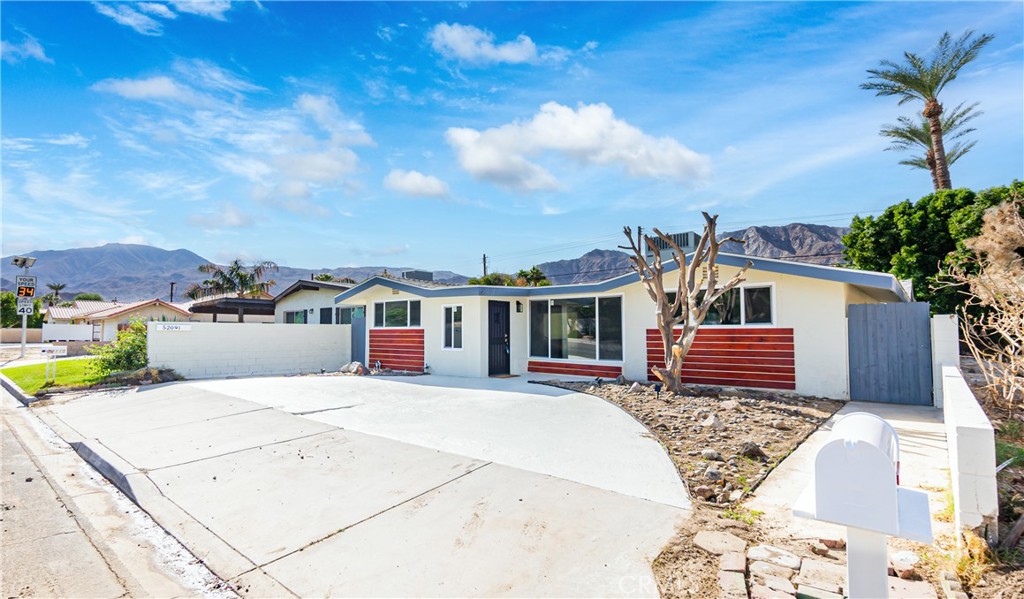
848,302 -> 932,405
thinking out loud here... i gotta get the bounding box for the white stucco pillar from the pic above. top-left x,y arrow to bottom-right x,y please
930,314 -> 959,409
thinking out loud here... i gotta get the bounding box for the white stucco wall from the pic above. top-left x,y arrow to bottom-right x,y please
620,265 -> 854,398
147,322 -> 350,379
275,289 -> 343,323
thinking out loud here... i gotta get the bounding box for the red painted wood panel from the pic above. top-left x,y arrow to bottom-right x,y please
528,361 -> 623,378
369,328 -> 424,372
646,327 -> 796,390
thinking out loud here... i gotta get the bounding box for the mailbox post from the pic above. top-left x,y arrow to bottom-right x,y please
793,412 -> 932,598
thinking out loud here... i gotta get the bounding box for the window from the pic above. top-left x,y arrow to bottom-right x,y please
335,307 -> 352,325
320,307 -> 332,324
668,285 -> 773,326
530,296 -> 622,361
373,300 -> 421,328
443,305 -> 463,349
284,310 -> 306,324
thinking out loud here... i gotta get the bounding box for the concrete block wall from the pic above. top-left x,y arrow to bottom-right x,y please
942,365 -> 999,543
147,322 -> 351,379
931,315 -> 960,409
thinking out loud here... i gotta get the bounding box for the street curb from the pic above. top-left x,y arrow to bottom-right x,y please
71,439 -> 139,502
0,372 -> 34,405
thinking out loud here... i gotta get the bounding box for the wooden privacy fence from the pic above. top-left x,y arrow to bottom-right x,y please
848,302 -> 933,406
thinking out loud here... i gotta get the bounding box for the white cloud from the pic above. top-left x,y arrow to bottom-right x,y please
137,3 -> 177,19
119,234 -> 152,245
169,0 -> 232,20
45,133 -> 90,148
1,33 -> 53,64
274,148 -> 359,183
92,75 -> 197,103
446,101 -> 712,192
384,169 -> 450,198
92,2 -> 163,36
429,23 -> 538,65
295,94 -> 373,145
189,202 -> 254,229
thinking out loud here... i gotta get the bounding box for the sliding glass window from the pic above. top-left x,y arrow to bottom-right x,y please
373,300 -> 422,328
530,296 -> 622,361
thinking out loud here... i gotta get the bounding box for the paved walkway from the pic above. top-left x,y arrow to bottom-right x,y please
35,375 -> 691,597
1,390 -> 226,599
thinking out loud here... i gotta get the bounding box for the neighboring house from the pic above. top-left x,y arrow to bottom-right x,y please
87,299 -> 192,341
334,253 -> 913,400
274,280 -> 356,325
46,299 -> 191,341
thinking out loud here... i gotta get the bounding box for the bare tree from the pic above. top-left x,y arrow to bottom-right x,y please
620,212 -> 751,394
947,198 -> 1024,417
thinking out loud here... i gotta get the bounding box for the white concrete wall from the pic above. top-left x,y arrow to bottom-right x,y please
274,289 -> 340,323
931,315 -> 960,409
42,323 -> 93,342
942,365 -> 999,541
147,322 -> 351,379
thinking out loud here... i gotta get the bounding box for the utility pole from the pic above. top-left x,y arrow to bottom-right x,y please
482,254 -> 488,277
169,282 -> 176,303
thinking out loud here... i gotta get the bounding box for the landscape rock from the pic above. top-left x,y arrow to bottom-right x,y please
693,485 -> 715,499
693,530 -> 746,555
750,584 -> 795,599
704,466 -> 722,481
719,551 -> 746,573
729,489 -> 744,502
888,576 -> 938,598
339,361 -> 368,375
749,560 -> 796,580
796,558 -> 846,593
718,571 -> 747,599
628,382 -> 643,394
701,414 -> 725,430
740,441 -> 769,460
720,399 -> 740,410
769,419 -> 792,430
701,448 -> 724,461
890,550 -> 920,580
748,545 -> 802,570
755,574 -> 796,594
809,542 -> 829,556
819,537 -> 846,550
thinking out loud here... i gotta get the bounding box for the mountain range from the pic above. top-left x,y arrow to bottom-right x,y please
1,223 -> 849,301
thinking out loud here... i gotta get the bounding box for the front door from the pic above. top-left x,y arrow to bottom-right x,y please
488,301 -> 510,376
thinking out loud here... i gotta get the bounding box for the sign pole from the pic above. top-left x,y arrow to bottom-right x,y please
19,265 -> 29,358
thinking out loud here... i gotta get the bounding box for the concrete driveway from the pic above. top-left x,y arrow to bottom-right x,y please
37,375 -> 690,597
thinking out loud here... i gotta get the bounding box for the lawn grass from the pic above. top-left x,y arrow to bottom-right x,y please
996,439 -> 1024,467
1,358 -> 104,394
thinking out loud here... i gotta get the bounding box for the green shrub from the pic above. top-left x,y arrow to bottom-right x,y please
89,319 -> 148,374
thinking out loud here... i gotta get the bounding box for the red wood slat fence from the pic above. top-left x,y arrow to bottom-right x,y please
369,329 -> 424,372
527,361 -> 623,378
646,327 -> 796,390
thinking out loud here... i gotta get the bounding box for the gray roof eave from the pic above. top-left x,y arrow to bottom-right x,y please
334,253 -> 909,304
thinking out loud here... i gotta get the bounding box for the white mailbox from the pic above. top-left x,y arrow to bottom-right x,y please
794,412 -> 932,598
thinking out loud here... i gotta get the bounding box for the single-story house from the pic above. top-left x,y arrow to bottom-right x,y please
46,298 -> 192,341
274,279 -> 356,325
334,253 -> 914,400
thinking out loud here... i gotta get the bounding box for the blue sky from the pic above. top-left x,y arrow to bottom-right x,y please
2,1 -> 1022,276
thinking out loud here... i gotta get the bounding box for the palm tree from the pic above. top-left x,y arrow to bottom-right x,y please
880,102 -> 981,190
312,273 -> 336,282
862,30 -> 994,190
46,282 -> 67,305
185,259 -> 279,300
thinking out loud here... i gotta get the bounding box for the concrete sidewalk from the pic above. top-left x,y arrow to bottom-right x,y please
748,401 -> 951,540
35,377 -> 691,597
1,390 -> 227,598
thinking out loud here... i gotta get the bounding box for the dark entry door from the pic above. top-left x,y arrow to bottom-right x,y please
351,306 -> 366,365
488,301 -> 510,375
848,302 -> 933,405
